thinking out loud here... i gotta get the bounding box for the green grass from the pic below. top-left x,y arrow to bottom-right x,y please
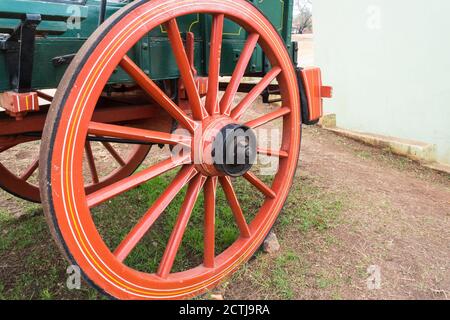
354,150 -> 372,160
279,178 -> 344,233
316,275 -> 335,289
0,209 -> 10,223
40,288 -> 53,300
225,249 -> 307,300
0,282 -> 5,299
0,163 -> 347,299
272,251 -> 301,299
0,206 -> 106,299
0,212 -> 44,254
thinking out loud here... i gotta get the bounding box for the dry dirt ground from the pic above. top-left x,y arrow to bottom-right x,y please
217,126 -> 450,300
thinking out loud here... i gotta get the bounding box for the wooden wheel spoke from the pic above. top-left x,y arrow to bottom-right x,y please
205,14 -> 224,115
220,33 -> 260,115
157,174 -> 207,278
203,177 -> 218,268
19,158 -> 39,181
119,55 -> 196,133
245,107 -> 291,129
243,172 -> 276,199
101,142 -> 126,167
165,19 -> 207,120
88,121 -> 191,147
86,154 -> 190,208
230,67 -> 282,120
219,176 -> 251,238
257,147 -> 289,159
85,141 -> 99,184
114,165 -> 198,262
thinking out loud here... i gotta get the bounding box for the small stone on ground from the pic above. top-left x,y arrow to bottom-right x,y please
263,231 -> 280,254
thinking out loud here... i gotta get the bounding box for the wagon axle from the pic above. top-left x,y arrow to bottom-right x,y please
22,132 -> 157,146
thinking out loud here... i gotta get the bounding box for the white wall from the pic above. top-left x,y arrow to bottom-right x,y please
313,0 -> 450,165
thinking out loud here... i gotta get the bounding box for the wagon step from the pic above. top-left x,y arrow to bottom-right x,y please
298,67 -> 333,125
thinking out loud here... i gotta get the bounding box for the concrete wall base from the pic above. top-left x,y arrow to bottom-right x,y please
318,114 -> 450,175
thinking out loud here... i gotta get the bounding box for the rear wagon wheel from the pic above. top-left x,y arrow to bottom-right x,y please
0,135 -> 150,203
40,0 -> 301,299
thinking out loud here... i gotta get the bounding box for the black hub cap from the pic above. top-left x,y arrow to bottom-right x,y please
213,123 -> 257,177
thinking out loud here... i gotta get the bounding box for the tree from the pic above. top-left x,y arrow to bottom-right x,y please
293,0 -> 313,34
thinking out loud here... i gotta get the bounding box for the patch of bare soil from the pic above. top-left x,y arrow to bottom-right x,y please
222,126 -> 450,300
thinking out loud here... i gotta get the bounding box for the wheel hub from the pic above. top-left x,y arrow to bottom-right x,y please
194,117 -> 257,177
213,123 -> 256,177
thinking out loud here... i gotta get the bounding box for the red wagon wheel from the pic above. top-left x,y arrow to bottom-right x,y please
0,136 -> 150,203
40,0 -> 301,299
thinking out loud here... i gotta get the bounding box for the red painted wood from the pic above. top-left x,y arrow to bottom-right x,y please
19,158 -> 39,181
86,155 -> 190,208
205,14 -> 224,116
245,107 -> 291,129
165,19 -> 207,120
231,67 -> 282,120
243,172 -> 276,199
157,174 -> 207,278
256,147 -> 289,159
101,142 -> 126,167
114,165 -> 198,262
203,176 -> 218,268
85,141 -> 100,184
88,121 -> 191,147
219,176 -> 251,238
119,55 -> 196,133
40,0 -> 302,299
220,33 -> 259,115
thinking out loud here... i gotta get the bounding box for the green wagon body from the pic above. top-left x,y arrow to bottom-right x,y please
0,0 -> 295,91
